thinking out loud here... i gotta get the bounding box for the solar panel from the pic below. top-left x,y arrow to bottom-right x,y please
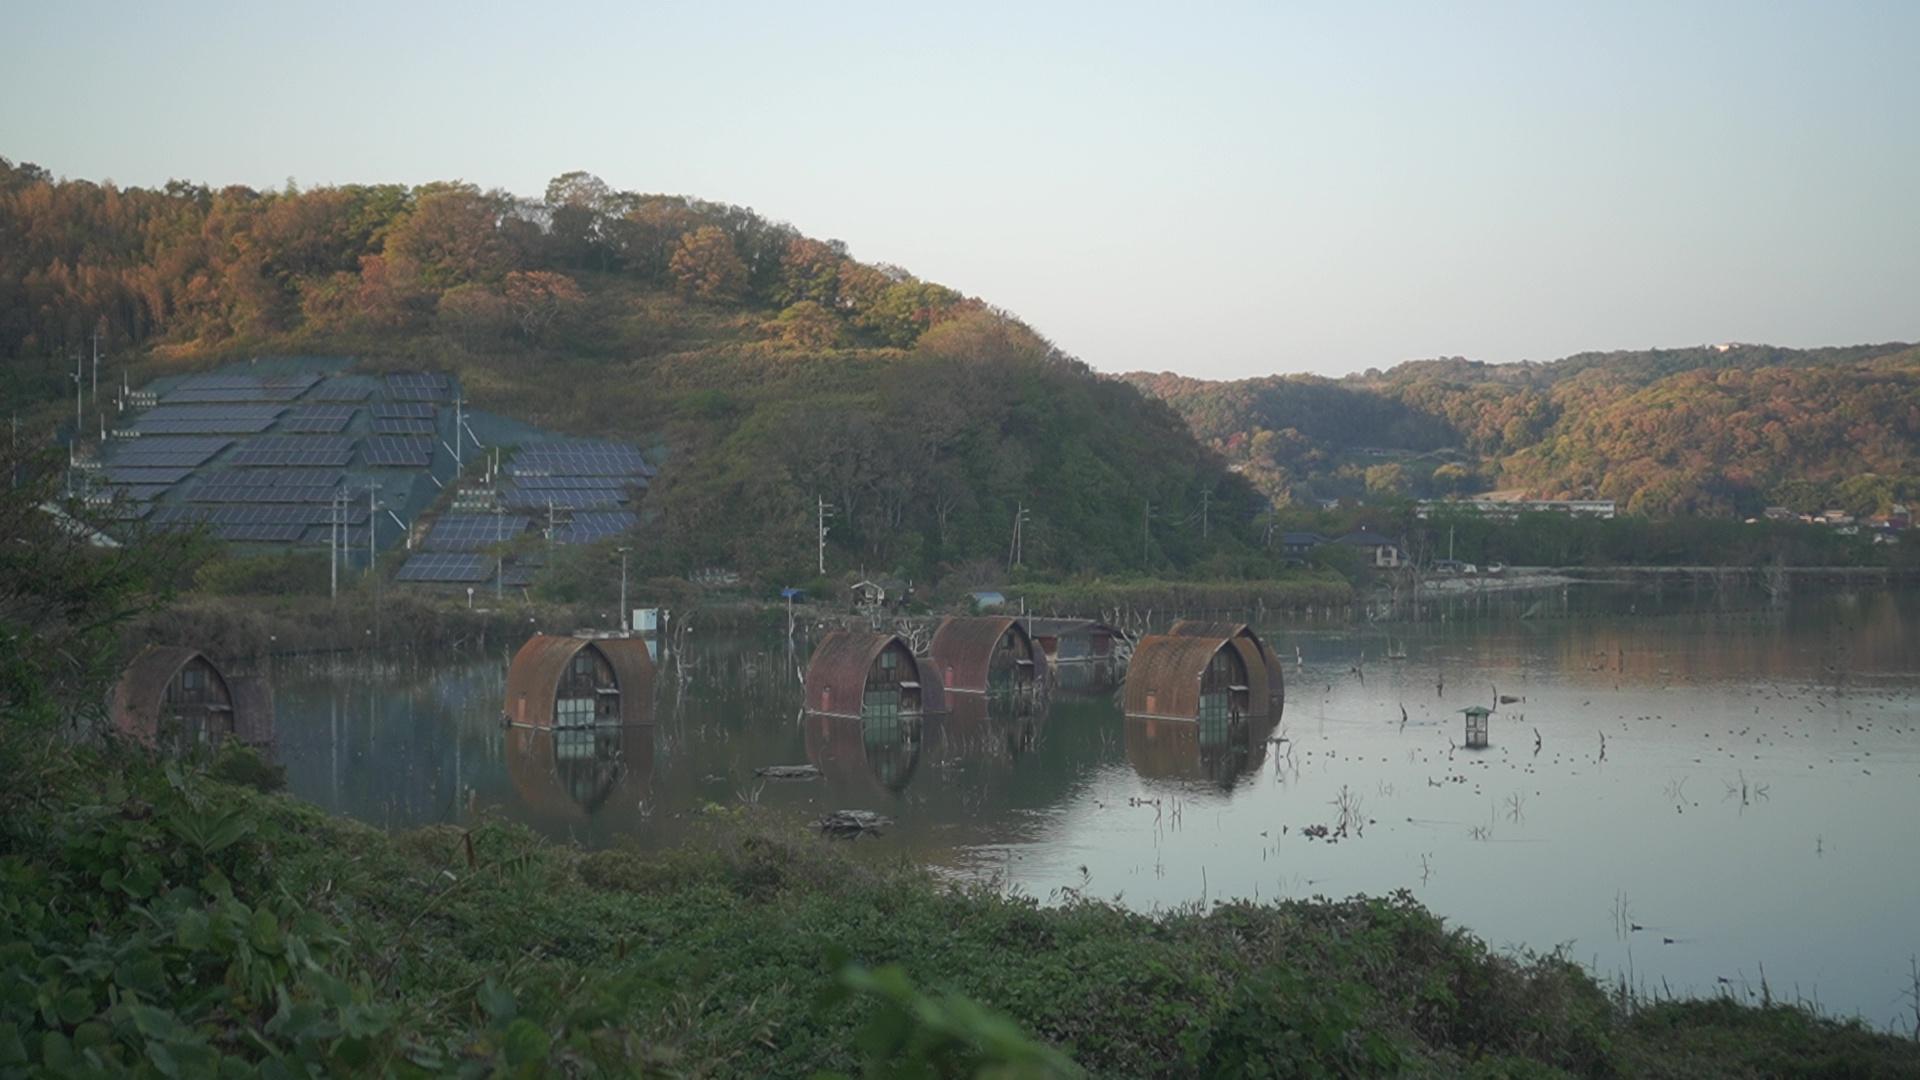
370,416 -> 437,435
105,436 -> 232,467
300,525 -> 368,546
370,402 -> 437,419
509,443 -> 653,478
502,488 -> 624,511
279,405 -> 357,433
363,436 -> 435,467
160,374 -> 320,403
385,373 -> 451,401
226,436 -> 356,467
395,553 -> 491,583
102,467 -> 195,484
508,476 -> 633,491
423,513 -> 531,552
219,468 -> 349,486
102,484 -> 174,502
153,504 -> 369,526
305,380 -> 373,402
214,523 -> 311,543
188,477 -> 341,503
558,510 -> 638,544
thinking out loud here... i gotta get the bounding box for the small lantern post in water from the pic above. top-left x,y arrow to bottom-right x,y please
1461,705 -> 1492,749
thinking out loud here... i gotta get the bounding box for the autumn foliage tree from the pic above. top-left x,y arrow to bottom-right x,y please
668,225 -> 748,302
503,270 -> 584,344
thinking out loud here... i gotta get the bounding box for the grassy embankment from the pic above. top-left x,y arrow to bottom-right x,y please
4,743 -> 1916,1078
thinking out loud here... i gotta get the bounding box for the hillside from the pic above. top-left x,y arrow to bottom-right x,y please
1126,342 -> 1920,516
0,159 -> 1268,587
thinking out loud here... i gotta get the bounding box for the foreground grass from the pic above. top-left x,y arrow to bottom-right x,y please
2,746 -> 1916,1077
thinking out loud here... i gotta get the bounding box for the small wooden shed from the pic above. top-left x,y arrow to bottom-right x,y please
110,646 -> 268,753
927,616 -> 1040,699
1461,705 -> 1492,749
505,633 -> 656,729
803,631 -> 925,721
1124,633 -> 1252,724
1168,620 -> 1285,717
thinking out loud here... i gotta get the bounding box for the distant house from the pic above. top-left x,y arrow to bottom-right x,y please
1414,498 -> 1616,520
804,631 -> 926,721
1335,529 -> 1403,568
1279,532 -> 1325,559
968,590 -> 1007,610
1762,506 -> 1794,522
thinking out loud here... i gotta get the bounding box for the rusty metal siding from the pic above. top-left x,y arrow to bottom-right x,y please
1123,634 -> 1244,720
227,675 -> 275,747
804,630 -> 925,719
506,634 -> 657,729
928,617 -> 1038,695
1169,619 -> 1285,714
110,645 -> 236,747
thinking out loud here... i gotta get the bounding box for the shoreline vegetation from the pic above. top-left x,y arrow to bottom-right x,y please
3,747 -> 1918,1077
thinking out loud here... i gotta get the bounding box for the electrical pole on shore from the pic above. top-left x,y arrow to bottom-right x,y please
817,496 -> 833,575
616,545 -> 631,632
1008,502 -> 1030,570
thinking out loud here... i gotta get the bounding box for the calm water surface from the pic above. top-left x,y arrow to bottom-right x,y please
272,583 -> 1920,1029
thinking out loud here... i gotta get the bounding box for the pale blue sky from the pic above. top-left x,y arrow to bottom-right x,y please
5,1 -> 1916,377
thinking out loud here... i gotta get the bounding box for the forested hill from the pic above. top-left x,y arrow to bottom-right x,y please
0,158 -> 1263,585
1126,341 -> 1920,517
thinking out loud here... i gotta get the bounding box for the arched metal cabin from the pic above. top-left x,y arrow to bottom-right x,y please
928,616 -> 1039,698
110,646 -> 262,753
505,634 -> 657,729
1168,620 -> 1284,716
1123,634 -> 1252,725
804,631 -> 924,721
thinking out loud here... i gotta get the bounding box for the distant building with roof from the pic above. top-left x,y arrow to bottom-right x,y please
1335,529 -> 1403,568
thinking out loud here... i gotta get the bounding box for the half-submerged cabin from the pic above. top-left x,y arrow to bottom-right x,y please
110,646 -> 268,753
505,633 -> 657,729
1025,618 -> 1118,666
928,616 -> 1040,700
1167,620 -> 1285,717
804,631 -> 925,721
1124,634 -> 1252,725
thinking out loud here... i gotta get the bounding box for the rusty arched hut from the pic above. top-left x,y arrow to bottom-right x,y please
110,645 -> 269,752
927,616 -> 1040,699
505,634 -> 657,729
1123,633 -> 1255,725
804,630 -> 925,721
1168,619 -> 1284,716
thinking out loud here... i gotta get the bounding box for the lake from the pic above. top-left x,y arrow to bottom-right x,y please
270,580 -> 1920,1030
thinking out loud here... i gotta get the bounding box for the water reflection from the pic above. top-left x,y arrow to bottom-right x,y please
1124,710 -> 1277,791
804,711 -> 922,795
505,723 -> 653,822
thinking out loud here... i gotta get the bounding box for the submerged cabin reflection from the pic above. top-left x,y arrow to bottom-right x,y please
506,722 -> 654,824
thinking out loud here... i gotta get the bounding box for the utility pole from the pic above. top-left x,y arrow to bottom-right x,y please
452,396 -> 464,470
616,545 -> 631,631
368,484 -> 378,571
816,496 -> 833,575
91,330 -> 99,402
1007,502 -> 1030,570
72,350 -> 83,440
329,491 -> 339,600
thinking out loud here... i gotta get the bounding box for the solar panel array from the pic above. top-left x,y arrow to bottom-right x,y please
132,404 -> 286,434
305,380 -> 373,402
559,510 -> 638,544
395,553 -> 492,583
106,436 -> 233,468
301,525 -> 367,546
153,504 -> 369,527
509,443 -> 653,478
363,436 -> 435,467
371,416 -> 436,436
423,513 -> 530,552
386,373 -> 451,401
102,466 -> 195,485
370,402 -> 436,419
188,474 -> 342,503
160,374 -> 320,403
508,476 -> 632,492
215,523 -> 312,543
279,405 -> 357,433
226,436 -> 356,467
502,488 -> 621,512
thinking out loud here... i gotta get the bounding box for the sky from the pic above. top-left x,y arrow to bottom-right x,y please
5,1 -> 1917,379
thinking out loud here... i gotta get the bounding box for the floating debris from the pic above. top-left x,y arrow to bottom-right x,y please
814,810 -> 893,838
754,764 -> 821,780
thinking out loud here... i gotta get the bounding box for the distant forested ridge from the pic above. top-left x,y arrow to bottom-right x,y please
1127,342 -> 1920,517
0,158 -> 1266,585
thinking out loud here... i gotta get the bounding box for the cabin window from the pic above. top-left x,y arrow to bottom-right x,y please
879,649 -> 898,671
555,696 -> 596,727
1200,690 -> 1231,728
863,685 -> 900,725
182,668 -> 204,691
